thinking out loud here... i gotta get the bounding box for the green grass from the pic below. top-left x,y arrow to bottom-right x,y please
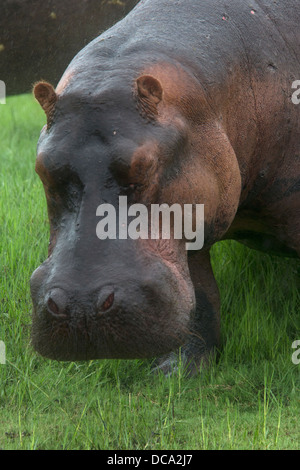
0,94 -> 299,450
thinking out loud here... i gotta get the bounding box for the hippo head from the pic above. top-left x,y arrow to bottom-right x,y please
30,62 -> 239,361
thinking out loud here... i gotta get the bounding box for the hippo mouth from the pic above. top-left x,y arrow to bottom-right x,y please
30,238 -> 196,362
31,302 -> 190,361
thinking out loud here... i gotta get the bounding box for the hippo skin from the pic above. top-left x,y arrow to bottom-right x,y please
31,0 -> 300,374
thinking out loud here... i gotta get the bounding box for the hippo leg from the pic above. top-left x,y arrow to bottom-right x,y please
154,249 -> 220,376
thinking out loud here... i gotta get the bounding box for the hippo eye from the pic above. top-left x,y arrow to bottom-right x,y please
127,183 -> 142,193
121,183 -> 142,198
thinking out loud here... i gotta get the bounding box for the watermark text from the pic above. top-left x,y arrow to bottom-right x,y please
0,80 -> 5,104
0,341 -> 5,364
292,80 -> 300,105
96,197 -> 204,250
291,340 -> 300,365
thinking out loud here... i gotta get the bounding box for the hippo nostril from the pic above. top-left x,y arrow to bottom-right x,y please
98,291 -> 115,313
47,297 -> 59,315
46,288 -> 68,318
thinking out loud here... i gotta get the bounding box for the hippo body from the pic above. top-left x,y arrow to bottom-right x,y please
31,0 -> 300,373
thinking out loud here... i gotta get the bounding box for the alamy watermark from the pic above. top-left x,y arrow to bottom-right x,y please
96,196 -> 204,250
0,341 -> 5,364
291,80 -> 300,105
0,80 -> 5,104
291,340 -> 300,365
290,82 -> 300,364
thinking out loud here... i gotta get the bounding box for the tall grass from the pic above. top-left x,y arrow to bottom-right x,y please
0,94 -> 299,450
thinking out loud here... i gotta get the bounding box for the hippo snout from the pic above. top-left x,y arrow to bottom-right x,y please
30,253 -> 195,361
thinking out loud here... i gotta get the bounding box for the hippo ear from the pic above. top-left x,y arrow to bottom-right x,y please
33,81 -> 57,125
136,75 -> 163,117
137,75 -> 163,103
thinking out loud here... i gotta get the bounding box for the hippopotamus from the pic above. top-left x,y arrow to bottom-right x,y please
30,0 -> 300,374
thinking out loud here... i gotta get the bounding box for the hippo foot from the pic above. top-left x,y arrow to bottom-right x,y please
152,352 -> 180,376
152,344 -> 216,377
